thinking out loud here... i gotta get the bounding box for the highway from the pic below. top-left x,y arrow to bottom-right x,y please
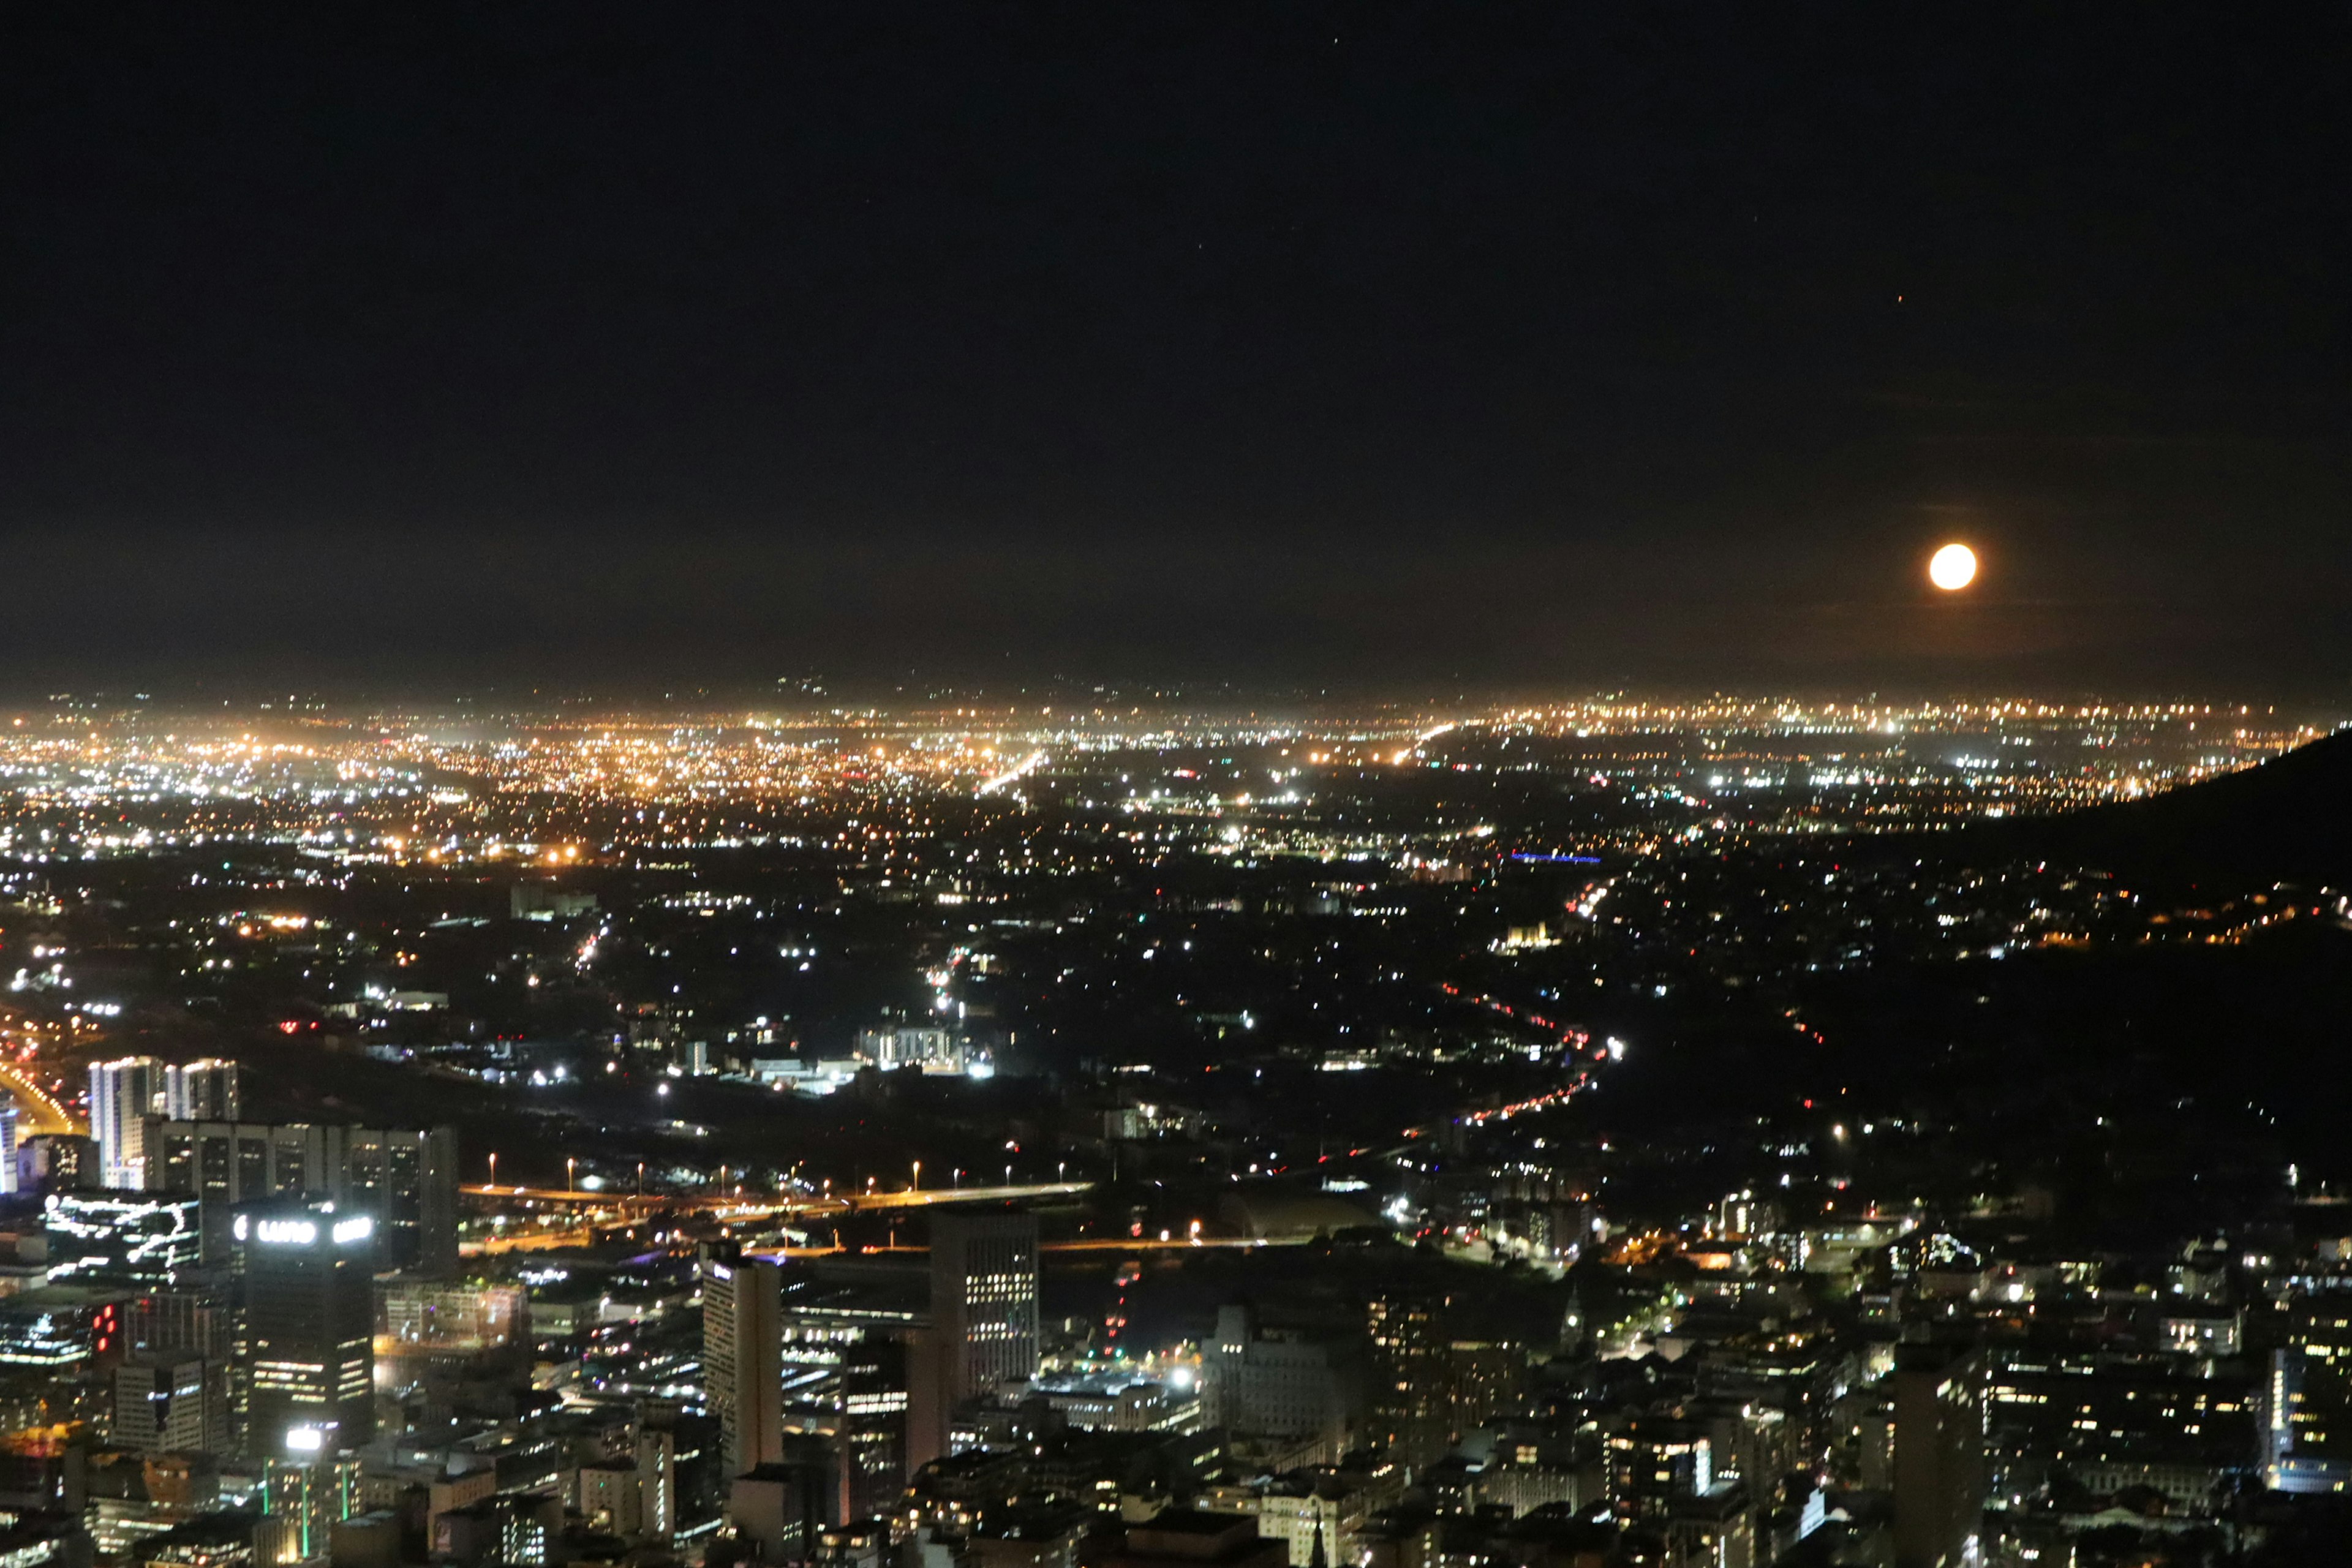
463,1229 -> 1310,1261
458,1179 -> 1089,1215
0,1064 -> 82,1136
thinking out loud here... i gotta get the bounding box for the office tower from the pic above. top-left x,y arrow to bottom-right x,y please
146,1121 -> 458,1273
778,1270 -> 927,1518
131,1284 -> 238,1362
0,1105 -> 17,1196
89,1058 -> 164,1189
164,1060 -> 241,1123
727,1435 -> 837,1566
130,1285 -> 237,1455
239,1198 -> 377,1455
258,1453 -> 362,1562
1892,1341 -> 1986,1568
1202,1304 -> 1366,1466
0,1289 -> 121,1370
1366,1291 -> 1450,1472
701,1247 -> 782,1476
839,1333 -> 912,1520
929,1209 -> 1040,1414
638,1420 -> 676,1544
43,1190 -> 203,1284
2267,1298 -> 2352,1492
115,1351 -> 221,1454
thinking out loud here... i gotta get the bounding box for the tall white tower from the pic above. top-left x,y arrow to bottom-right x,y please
88,1058 -> 163,1189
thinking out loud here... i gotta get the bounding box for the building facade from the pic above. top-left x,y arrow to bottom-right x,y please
43,1191 -> 203,1285
90,1058 -> 163,1189
145,1121 -> 457,1274
930,1210 -> 1040,1421
162,1061 -> 241,1124
701,1249 -> 783,1477
238,1199 -> 378,1456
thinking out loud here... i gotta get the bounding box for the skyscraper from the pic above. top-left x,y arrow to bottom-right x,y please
1366,1290 -> 1450,1473
89,1058 -> 163,1189
163,1060 -> 241,1123
129,1284 -> 236,1456
1893,1341 -> 1986,1568
238,1197 -> 377,1456
701,1247 -> 783,1477
115,1351 -> 220,1455
929,1208 -> 1039,1442
146,1120 -> 457,1273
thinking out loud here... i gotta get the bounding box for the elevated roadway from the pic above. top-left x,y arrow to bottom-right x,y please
0,1065 -> 82,1136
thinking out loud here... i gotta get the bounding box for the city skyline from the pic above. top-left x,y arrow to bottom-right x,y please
1,9 -> 2346,1565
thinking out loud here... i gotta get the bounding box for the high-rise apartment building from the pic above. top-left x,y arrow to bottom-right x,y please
146,1120 -> 457,1273
164,1060 -> 241,1123
239,1197 -> 378,1456
928,1210 -> 1039,1455
701,1247 -> 783,1477
89,1058 -> 164,1189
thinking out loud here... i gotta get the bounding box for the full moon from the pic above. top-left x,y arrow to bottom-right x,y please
1928,543 -> 1978,592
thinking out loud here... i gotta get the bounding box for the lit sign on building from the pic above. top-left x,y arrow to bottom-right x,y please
233,1212 -> 376,1247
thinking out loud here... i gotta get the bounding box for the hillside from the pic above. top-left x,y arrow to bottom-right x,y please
1981,725 -> 2352,890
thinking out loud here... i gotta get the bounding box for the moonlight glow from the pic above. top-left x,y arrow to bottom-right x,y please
1929,543 -> 1978,592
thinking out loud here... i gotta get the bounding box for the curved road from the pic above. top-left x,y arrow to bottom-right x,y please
0,1065 -> 81,1136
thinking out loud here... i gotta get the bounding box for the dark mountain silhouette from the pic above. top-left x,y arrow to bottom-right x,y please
1980,725 -> 2352,890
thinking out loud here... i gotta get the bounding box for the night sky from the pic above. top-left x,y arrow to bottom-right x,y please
4,7 -> 2346,699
